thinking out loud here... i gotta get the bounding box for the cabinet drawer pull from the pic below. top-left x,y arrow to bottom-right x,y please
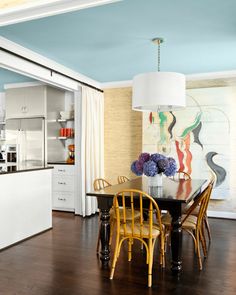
58,169 -> 66,172
58,197 -> 66,201
58,181 -> 66,185
21,106 -> 27,113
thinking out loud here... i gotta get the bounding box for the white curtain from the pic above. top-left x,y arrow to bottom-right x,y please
79,86 -> 104,216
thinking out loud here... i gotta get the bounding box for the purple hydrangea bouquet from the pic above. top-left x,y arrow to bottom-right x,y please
131,152 -> 177,186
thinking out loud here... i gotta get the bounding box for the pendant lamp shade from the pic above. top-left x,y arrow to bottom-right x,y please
132,72 -> 186,112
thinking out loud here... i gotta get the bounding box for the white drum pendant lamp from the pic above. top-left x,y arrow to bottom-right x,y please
132,38 -> 186,112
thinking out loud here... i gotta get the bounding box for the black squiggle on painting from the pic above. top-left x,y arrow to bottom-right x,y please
192,121 -> 203,149
168,112 -> 176,139
206,152 -> 226,187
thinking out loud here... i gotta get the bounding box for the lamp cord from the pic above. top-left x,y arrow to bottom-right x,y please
158,40 -> 161,72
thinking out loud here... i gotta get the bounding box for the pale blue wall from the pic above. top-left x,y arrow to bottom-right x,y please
0,68 -> 34,92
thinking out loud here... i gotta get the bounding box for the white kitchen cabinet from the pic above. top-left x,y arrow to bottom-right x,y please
53,164 -> 74,175
52,164 -> 75,212
4,82 -> 80,214
52,191 -> 74,210
5,85 -> 46,119
53,175 -> 75,192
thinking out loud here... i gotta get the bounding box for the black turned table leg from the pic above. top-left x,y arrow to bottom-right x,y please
100,208 -> 110,265
169,204 -> 182,273
97,197 -> 113,266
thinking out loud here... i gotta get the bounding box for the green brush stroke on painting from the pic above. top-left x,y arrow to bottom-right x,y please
180,112 -> 202,139
159,112 -> 167,143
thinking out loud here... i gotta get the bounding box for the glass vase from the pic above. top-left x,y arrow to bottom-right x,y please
148,173 -> 163,187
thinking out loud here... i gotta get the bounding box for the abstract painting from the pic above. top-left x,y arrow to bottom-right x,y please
143,86 -> 236,205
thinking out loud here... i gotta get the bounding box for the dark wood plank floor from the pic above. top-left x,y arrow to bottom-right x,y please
0,212 -> 235,295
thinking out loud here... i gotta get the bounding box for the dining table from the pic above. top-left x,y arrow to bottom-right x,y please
86,176 -> 208,273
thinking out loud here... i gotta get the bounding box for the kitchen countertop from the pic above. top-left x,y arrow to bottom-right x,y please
0,165 -> 53,175
47,161 -> 74,165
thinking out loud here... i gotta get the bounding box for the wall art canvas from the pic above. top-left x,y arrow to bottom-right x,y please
143,87 -> 236,213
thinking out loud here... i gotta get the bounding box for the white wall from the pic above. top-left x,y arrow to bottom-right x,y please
0,92 -> 5,121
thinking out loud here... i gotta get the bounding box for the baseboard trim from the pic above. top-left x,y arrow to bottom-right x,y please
0,227 -> 53,252
208,210 -> 236,220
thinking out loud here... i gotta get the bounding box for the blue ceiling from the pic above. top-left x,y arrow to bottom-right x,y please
1,0 -> 236,82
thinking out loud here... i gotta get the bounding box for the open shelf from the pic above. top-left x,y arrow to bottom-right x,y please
48,136 -> 74,140
58,118 -> 74,122
47,118 -> 74,123
58,136 -> 74,140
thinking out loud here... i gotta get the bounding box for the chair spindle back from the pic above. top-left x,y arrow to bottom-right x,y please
182,181 -> 213,229
93,178 -> 111,191
113,189 -> 163,239
172,171 -> 191,180
117,175 -> 130,184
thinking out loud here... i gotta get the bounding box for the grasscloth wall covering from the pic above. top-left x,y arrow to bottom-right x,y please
104,87 -> 142,184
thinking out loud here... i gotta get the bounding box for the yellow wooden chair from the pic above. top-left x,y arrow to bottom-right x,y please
172,171 -> 211,243
162,171 -> 191,247
172,171 -> 191,180
183,174 -> 215,243
197,173 -> 215,243
93,178 -> 112,191
202,184 -> 213,243
117,175 -> 130,184
110,189 -> 165,287
162,181 -> 213,270
94,178 -> 140,254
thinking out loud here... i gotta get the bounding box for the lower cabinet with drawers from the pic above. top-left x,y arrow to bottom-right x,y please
51,164 -> 75,212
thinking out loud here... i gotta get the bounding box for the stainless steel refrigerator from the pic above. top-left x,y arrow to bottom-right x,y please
5,117 -> 46,168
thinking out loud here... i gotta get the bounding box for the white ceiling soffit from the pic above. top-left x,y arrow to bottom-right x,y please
0,0 -> 122,26
0,36 -> 101,91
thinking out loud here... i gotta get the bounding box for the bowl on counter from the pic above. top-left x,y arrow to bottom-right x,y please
60,111 -> 74,120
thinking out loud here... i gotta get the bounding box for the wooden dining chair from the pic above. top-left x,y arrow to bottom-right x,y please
172,171 -> 191,180
110,189 -> 165,287
94,178 -> 140,254
183,174 -> 215,243
162,181 -> 213,270
163,171 -> 191,247
201,173 -> 215,243
117,175 -> 130,184
94,178 -> 112,191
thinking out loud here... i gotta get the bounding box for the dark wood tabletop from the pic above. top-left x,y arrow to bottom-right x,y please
87,176 -> 207,203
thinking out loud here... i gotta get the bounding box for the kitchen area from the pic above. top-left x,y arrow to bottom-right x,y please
0,67 -> 80,250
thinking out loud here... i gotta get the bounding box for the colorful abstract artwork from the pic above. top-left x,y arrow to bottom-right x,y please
143,87 -> 235,201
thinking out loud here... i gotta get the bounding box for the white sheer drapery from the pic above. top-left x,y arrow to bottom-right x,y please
79,86 -> 104,216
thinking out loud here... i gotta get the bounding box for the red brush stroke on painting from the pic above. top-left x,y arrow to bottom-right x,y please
185,181 -> 192,197
176,180 -> 192,199
149,112 -> 152,124
175,140 -> 185,172
176,180 -> 184,197
184,134 -> 192,175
